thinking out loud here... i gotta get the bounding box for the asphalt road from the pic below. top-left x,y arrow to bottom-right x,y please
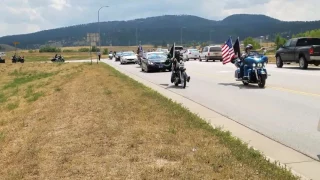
103,59 -> 320,160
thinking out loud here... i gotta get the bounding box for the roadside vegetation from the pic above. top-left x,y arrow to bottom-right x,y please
0,62 -> 299,179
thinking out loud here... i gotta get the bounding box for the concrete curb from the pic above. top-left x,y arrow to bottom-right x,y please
102,60 -> 320,180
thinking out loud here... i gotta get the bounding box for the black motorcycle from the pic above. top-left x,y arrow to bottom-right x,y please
51,55 -> 65,62
12,56 -> 24,63
171,58 -> 188,88
0,57 -> 5,63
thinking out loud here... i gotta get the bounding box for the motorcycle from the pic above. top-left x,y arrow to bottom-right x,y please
51,55 -> 64,62
137,54 -> 143,65
171,57 -> 188,88
0,57 -> 5,63
234,50 -> 269,88
108,53 -> 113,60
12,56 -> 25,63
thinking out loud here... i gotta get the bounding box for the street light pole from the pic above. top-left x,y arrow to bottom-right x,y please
98,6 -> 109,53
136,27 -> 138,46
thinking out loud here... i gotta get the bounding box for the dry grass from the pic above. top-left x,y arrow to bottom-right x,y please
0,62 -> 298,179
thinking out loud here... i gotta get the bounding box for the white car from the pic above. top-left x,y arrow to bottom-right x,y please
183,49 -> 200,61
120,51 -> 138,64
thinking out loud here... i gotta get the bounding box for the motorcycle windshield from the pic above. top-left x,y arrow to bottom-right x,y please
244,56 -> 268,65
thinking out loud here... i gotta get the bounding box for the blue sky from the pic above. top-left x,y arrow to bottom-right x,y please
0,0 -> 319,37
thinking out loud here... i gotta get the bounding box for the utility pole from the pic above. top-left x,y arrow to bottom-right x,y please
136,27 -> 138,46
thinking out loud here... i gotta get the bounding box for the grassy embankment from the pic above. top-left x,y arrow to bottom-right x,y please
0,62 -> 299,179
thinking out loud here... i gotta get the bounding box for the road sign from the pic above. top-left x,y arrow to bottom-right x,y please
87,33 -> 100,43
91,42 -> 96,46
13,42 -> 20,45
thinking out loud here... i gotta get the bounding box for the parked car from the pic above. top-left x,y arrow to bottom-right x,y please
120,51 -> 138,64
161,49 -> 169,54
115,52 -> 122,61
199,45 -> 222,62
275,37 -> 320,69
183,49 -> 200,61
141,52 -> 172,72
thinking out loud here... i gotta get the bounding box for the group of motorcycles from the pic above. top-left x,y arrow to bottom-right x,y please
168,49 -> 269,88
12,55 -> 25,63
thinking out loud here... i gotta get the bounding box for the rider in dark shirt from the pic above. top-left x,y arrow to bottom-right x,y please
171,50 -> 190,82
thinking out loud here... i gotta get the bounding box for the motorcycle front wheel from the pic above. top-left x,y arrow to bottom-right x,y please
182,72 -> 187,88
258,76 -> 266,88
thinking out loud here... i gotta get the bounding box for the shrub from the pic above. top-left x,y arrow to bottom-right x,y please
63,49 -> 75,52
103,48 -> 108,55
39,46 -> 61,53
78,48 -> 90,52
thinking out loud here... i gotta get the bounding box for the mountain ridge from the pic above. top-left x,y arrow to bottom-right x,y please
1,14 -> 320,48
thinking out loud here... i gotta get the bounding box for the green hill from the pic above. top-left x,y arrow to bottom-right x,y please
0,14 -> 320,48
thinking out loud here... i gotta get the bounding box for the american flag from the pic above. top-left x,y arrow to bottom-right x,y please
221,37 -> 235,64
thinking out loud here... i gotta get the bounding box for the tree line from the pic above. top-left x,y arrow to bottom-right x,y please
243,29 -> 320,50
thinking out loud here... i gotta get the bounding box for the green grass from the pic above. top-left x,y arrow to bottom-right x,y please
101,63 -> 299,180
7,101 -> 19,110
3,72 -> 56,89
0,93 -> 7,103
27,92 -> 44,102
24,85 -> 44,102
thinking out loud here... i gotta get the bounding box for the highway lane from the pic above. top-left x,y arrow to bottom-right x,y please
103,59 -> 320,160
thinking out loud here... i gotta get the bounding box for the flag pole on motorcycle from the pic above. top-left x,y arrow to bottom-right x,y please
169,42 -> 175,59
233,37 -> 241,59
221,36 -> 235,65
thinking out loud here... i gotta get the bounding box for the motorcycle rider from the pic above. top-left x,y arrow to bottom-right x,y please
235,44 -> 253,80
171,50 -> 190,83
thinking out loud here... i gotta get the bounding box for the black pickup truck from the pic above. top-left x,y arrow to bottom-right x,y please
275,37 -> 320,69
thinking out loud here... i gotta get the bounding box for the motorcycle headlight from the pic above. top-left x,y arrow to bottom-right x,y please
252,63 -> 256,67
257,63 -> 263,68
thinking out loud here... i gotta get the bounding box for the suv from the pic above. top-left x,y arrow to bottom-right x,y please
199,46 -> 222,62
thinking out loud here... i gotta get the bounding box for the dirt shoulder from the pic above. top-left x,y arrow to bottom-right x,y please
0,62 -> 298,179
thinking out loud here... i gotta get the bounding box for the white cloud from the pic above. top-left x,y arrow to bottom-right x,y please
0,0 -> 319,37
49,0 -> 71,11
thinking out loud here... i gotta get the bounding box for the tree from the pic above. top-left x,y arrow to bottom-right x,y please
292,29 -> 320,38
274,34 -> 287,49
243,37 -> 261,49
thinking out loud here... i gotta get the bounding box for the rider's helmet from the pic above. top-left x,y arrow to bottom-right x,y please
245,44 -> 253,53
174,50 -> 180,59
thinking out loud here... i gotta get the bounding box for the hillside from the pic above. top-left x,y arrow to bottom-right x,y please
1,14 -> 320,48
0,44 -> 17,51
